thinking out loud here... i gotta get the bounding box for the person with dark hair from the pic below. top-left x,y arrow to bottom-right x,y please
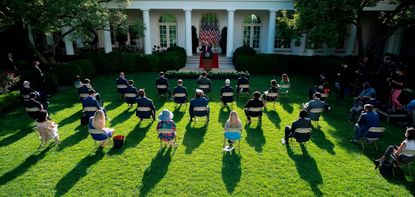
236,72 -> 249,93
349,82 -> 377,122
155,71 -> 172,97
26,92 -> 44,119
376,55 -> 396,105
220,79 -> 234,106
36,110 -> 60,147
196,71 -> 212,93
32,60 -> 46,93
262,79 -> 280,107
136,89 -> 156,121
124,80 -> 138,108
173,79 -> 188,104
283,110 -> 311,144
374,128 -> 415,168
387,67 -> 405,112
244,91 -> 264,123
82,89 -> 106,119
115,72 -> 129,94
5,53 -> 17,72
304,92 -> 324,121
189,89 -> 209,122
79,78 -> 101,102
309,73 -> 329,99
352,104 -> 380,142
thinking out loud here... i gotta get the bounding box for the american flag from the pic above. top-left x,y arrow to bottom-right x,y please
200,23 -> 220,46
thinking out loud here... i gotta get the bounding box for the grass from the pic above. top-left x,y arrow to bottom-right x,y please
0,72 -> 414,196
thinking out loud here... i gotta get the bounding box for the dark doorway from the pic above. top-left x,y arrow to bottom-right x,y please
192,26 -> 199,53
220,27 -> 227,55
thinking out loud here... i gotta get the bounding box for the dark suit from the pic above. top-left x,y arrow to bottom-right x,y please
196,77 -> 212,93
26,99 -> 43,119
124,85 -> 138,104
306,99 -> 324,120
173,86 -> 188,104
32,66 -> 45,92
115,77 -> 128,93
189,96 -> 209,118
220,85 -> 234,104
136,97 -> 156,119
237,77 -> 250,93
285,118 -> 311,142
354,111 -> 380,140
5,58 -> 17,71
156,77 -> 171,95
244,98 -> 264,120
201,45 -> 212,59
82,96 -> 104,119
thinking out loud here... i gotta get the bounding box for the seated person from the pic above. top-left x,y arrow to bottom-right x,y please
236,72 -> 249,93
244,91 -> 265,123
189,89 -> 210,122
74,75 -> 82,89
220,79 -> 234,106
407,99 -> 415,127
196,71 -> 212,93
115,72 -> 128,94
309,73 -> 329,99
155,71 -> 171,96
303,92 -> 324,121
352,104 -> 380,142
349,82 -> 377,122
124,80 -> 138,108
262,79 -> 279,105
82,89 -> 106,119
172,79 -> 188,104
156,109 -> 177,147
36,110 -> 60,148
223,110 -> 242,151
79,78 -> 101,103
374,127 -> 415,168
26,92 -> 44,119
88,110 -> 114,147
279,74 -> 290,93
283,110 -> 311,144
136,89 -> 156,121
21,81 -> 46,106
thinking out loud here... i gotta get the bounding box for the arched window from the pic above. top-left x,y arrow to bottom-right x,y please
243,14 -> 261,49
159,14 -> 177,48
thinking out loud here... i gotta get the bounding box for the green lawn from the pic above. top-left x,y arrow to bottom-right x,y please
0,72 -> 413,196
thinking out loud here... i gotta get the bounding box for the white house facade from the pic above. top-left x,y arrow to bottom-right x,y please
62,0 -> 405,57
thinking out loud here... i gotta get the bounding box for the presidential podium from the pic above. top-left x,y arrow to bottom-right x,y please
199,53 -> 219,71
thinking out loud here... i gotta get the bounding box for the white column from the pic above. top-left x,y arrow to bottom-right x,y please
295,33 -> 307,55
184,9 -> 192,56
345,24 -> 357,55
61,26 -> 75,55
226,9 -> 235,57
385,27 -> 404,56
266,9 -> 277,54
142,9 -> 151,55
103,20 -> 112,53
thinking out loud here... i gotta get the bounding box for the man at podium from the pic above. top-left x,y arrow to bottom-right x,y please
200,41 -> 213,71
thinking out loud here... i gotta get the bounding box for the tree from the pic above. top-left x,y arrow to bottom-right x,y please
0,0 -> 128,64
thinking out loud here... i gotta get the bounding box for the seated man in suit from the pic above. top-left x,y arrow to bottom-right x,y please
136,89 -> 156,121
244,91 -> 265,123
124,80 -> 138,108
82,89 -> 106,119
26,92 -> 44,119
349,82 -> 377,122
79,78 -> 101,103
283,110 -> 311,144
21,81 -> 46,107
172,79 -> 188,104
407,99 -> 415,127
155,71 -> 172,97
189,89 -> 209,122
196,71 -> 212,94
352,104 -> 380,142
220,79 -> 234,106
236,72 -> 250,93
304,92 -> 325,121
115,72 -> 128,94
262,79 -> 280,108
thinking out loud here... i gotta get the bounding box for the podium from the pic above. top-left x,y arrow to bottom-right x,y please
199,53 -> 219,71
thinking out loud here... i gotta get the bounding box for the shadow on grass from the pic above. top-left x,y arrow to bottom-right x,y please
281,101 -> 294,114
311,126 -> 336,155
110,108 -> 135,125
57,125 -> 88,151
104,99 -> 123,111
55,147 -> 105,196
244,123 -> 265,152
0,112 -> 34,147
173,105 -> 186,122
108,121 -> 152,155
287,144 -> 323,196
218,106 -> 232,125
138,147 -> 172,197
264,108 -> 281,129
0,145 -> 52,185
57,109 -> 82,128
221,151 -> 241,194
182,122 -> 208,154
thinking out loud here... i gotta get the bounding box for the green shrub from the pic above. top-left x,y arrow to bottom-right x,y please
54,59 -> 95,85
165,70 -> 247,79
0,91 -> 21,113
232,46 -> 256,69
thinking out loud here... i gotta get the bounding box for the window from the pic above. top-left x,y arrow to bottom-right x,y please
243,14 -> 261,49
159,14 -> 177,48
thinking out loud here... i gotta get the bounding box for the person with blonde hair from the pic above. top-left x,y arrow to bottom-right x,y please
88,110 -> 114,147
279,73 -> 290,93
223,110 -> 242,151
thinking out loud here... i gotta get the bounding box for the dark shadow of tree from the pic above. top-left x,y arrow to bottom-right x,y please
108,121 -> 152,155
281,101 -> 294,114
182,122 -> 208,154
287,144 -> 323,196
0,111 -> 34,147
218,106 -> 232,125
244,123 -> 265,152
0,145 -> 52,185
57,125 -> 88,151
138,147 -> 172,197
221,151 -> 241,194
264,108 -> 281,129
55,147 -> 105,196
311,126 -> 336,155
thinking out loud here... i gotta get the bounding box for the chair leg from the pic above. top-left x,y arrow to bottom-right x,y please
374,141 -> 378,151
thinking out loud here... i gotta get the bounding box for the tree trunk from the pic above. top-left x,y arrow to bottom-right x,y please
18,23 -> 49,64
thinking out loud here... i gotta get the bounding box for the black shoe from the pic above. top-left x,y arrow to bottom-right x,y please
190,118 -> 193,122
373,160 -> 380,170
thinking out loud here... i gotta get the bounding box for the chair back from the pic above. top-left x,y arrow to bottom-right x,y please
248,107 -> 262,112
310,108 -> 324,113
225,127 -> 241,133
22,94 -> 30,100
199,85 -> 210,89
157,128 -> 175,134
26,107 -> 40,112
157,85 -> 168,89
267,92 -> 278,97
294,128 -> 312,134
320,93 -> 329,99
222,92 -> 234,97
239,84 -> 250,89
174,93 -> 186,98
79,93 -> 89,98
116,84 -> 128,89
124,93 -> 137,98
317,85 -> 324,89
194,106 -> 208,112
366,127 -> 385,140
280,84 -> 290,89
137,107 -> 152,112
88,129 -> 109,141
293,127 -> 312,143
84,106 -> 99,112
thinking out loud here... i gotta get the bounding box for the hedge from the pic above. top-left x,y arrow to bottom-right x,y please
0,91 -> 21,114
54,59 -> 95,86
165,70 -> 247,79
